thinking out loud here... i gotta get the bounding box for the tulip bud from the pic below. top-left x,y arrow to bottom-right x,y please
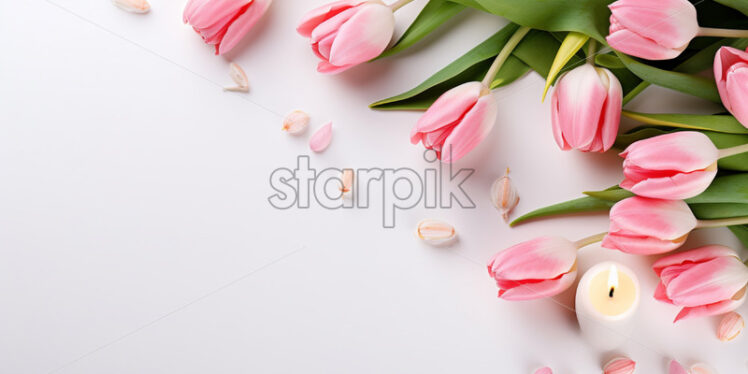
297,0 -> 395,74
487,236 -> 578,301
183,0 -> 272,55
416,219 -> 456,245
603,196 -> 696,255
282,110 -> 310,134
491,168 -> 519,222
606,0 -> 699,60
714,46 -> 748,128
411,82 -> 498,163
603,357 -> 636,374
717,311 -> 744,342
551,64 -> 622,152
619,132 -> 719,200
653,245 -> 748,322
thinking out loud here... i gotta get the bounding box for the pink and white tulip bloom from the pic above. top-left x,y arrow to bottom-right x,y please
551,64 -> 622,152
297,0 -> 395,74
603,196 -> 697,255
183,0 -> 272,55
410,82 -> 498,163
620,132 -> 719,200
715,46 -> 748,128
606,0 -> 699,60
653,245 -> 748,322
487,236 -> 578,301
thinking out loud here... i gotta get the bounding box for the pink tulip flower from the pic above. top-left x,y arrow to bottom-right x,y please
297,0 -> 395,74
606,0 -> 699,60
487,236 -> 578,301
551,64 -> 622,152
183,0 -> 272,55
410,82 -> 498,163
715,46 -> 748,128
653,245 -> 748,322
619,131 -> 719,200
603,196 -> 697,255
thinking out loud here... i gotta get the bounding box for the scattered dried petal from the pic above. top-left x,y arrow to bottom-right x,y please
112,0 -> 150,13
282,110 -> 310,134
224,63 -> 249,92
340,169 -> 354,198
603,357 -> 636,374
309,122 -> 333,153
534,367 -> 552,374
416,219 -> 456,245
490,168 -> 519,222
689,363 -> 717,374
717,312 -> 743,342
669,360 -> 688,374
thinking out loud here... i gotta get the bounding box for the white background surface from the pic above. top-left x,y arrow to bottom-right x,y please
1,1 -> 747,373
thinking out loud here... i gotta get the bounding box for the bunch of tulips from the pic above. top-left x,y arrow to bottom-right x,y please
179,0 -> 748,323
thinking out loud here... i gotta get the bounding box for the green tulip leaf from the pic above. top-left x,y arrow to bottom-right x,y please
510,196 -> 613,226
378,0 -> 466,59
542,32 -> 589,100
690,203 -> 748,220
687,174 -> 748,204
594,54 -> 626,69
622,111 -> 748,134
728,225 -> 748,249
616,52 -> 721,103
583,188 -> 634,202
370,23 -> 530,110
714,0 -> 748,17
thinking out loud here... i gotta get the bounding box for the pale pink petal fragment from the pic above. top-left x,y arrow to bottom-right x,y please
416,219 -> 456,245
534,367 -> 552,374
309,122 -> 333,153
690,363 -> 717,374
112,0 -> 151,13
603,357 -> 636,374
669,360 -> 688,374
717,311 -> 744,342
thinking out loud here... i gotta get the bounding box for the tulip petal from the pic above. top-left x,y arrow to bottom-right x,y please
328,4 -> 394,67
666,257 -> 748,307
488,236 -> 577,281
550,86 -> 571,150
655,282 -> 674,304
608,197 -> 696,241
606,28 -> 684,60
608,0 -> 698,49
621,168 -> 717,200
309,122 -> 333,152
669,360 -> 688,374
218,0 -> 272,55
183,0 -> 211,22
674,295 -> 745,322
296,0 -> 364,37
725,66 -> 748,126
310,7 -> 358,44
440,93 -> 498,163
598,68 -> 623,151
621,132 -> 718,172
653,245 -> 739,276
187,0 -> 251,30
602,232 -> 685,255
534,367 -> 553,374
498,270 -> 577,301
413,82 -> 482,135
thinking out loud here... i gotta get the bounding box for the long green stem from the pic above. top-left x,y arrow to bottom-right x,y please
574,232 -> 607,249
697,216 -> 748,229
698,27 -> 748,38
481,26 -> 531,88
586,39 -> 597,65
718,143 -> 748,159
389,0 -> 414,11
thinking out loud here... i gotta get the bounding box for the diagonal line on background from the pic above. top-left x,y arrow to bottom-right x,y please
46,244 -> 307,374
42,0 -> 286,121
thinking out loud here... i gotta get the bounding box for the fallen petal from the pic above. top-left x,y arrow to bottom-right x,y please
224,63 -> 249,92
340,168 -> 354,198
282,110 -> 310,134
416,219 -> 456,245
603,357 -> 636,374
669,360 -> 688,374
309,122 -> 333,152
689,363 -> 717,374
717,311 -> 744,342
534,367 -> 552,374
112,0 -> 150,13
490,167 -> 519,222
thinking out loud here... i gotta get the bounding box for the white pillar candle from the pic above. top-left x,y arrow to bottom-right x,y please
575,261 -> 640,350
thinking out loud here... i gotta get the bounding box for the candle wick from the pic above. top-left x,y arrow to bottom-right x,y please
609,287 -> 615,298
